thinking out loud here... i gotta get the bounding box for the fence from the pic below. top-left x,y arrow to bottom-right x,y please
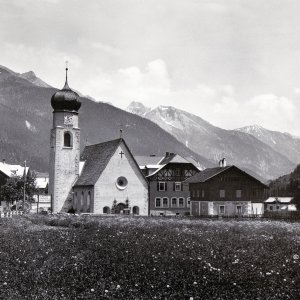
0,211 -> 24,218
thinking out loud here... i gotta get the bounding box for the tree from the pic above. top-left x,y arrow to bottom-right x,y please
0,171 -> 37,209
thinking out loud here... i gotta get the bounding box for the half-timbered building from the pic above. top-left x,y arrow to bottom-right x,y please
145,152 -> 200,216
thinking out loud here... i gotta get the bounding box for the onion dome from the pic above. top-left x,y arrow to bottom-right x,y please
51,67 -> 81,112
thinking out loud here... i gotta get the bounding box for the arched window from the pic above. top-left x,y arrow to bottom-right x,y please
103,206 -> 110,214
73,192 -> 78,210
64,132 -> 72,147
133,206 -> 139,215
87,191 -> 91,212
80,191 -> 84,211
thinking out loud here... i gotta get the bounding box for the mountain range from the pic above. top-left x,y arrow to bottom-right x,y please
127,102 -> 298,180
0,65 -> 212,173
0,64 -> 298,181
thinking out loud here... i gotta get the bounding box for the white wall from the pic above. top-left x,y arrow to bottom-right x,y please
93,143 -> 148,215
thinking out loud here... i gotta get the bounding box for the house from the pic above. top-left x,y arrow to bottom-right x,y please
144,152 -> 201,216
186,160 -> 269,217
264,197 -> 297,212
49,68 -> 149,215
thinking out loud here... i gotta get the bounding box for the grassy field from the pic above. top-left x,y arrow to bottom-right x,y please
0,215 -> 299,299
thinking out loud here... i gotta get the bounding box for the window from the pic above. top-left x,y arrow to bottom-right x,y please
175,182 -> 181,191
116,176 -> 128,190
219,205 -> 225,214
158,182 -> 166,191
175,169 -> 180,176
64,132 -> 72,147
187,197 -> 190,208
171,197 -> 177,207
202,190 -> 205,198
192,190 -> 195,197
276,205 -> 280,210
80,191 -> 84,211
103,206 -> 110,214
219,189 -> 225,198
178,198 -> 184,207
236,190 -> 242,198
133,206 -> 139,215
269,205 -> 273,211
162,197 -> 169,208
236,205 -> 242,214
155,198 -> 161,208
73,192 -> 78,210
196,190 -> 200,197
87,191 -> 91,212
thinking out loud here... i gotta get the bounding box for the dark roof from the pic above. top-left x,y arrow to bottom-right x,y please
74,139 -> 122,186
185,166 -> 232,183
51,69 -> 81,112
185,165 -> 268,187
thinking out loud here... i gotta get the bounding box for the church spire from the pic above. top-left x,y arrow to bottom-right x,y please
63,60 -> 70,90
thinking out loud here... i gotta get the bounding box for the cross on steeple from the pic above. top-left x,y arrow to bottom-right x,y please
119,151 -> 125,158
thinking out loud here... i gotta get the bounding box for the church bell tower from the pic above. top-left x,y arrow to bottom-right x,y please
49,67 -> 81,213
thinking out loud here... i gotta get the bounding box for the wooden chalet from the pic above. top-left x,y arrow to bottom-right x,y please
185,160 -> 269,217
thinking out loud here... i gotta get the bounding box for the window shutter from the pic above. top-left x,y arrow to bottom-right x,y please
173,182 -> 175,191
157,182 -> 159,191
181,182 -> 183,191
165,182 -> 167,191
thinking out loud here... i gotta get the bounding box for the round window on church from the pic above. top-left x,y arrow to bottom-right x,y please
116,176 -> 128,190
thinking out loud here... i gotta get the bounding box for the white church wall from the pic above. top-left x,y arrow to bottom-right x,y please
93,143 -> 148,215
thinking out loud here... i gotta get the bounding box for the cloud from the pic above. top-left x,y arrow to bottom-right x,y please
79,59 -> 300,135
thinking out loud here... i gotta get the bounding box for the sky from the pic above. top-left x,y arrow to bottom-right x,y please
1,0 -> 300,135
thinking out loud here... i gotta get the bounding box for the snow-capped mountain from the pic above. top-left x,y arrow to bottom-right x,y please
236,125 -> 300,164
126,101 -> 151,116
127,102 -> 295,180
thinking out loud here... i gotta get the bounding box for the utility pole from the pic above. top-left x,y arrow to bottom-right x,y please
23,160 -> 27,213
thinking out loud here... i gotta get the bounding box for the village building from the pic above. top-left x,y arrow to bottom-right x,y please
186,160 -> 268,217
140,152 -> 200,216
264,197 -> 297,212
49,68 -> 148,215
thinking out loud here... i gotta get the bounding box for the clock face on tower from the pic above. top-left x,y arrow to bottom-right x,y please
64,114 -> 73,126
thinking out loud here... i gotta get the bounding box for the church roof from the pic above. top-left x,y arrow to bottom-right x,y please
74,139 -> 121,186
74,138 -> 147,187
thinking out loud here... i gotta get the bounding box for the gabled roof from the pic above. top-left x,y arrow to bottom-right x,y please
74,138 -> 147,187
185,166 -> 232,183
159,153 -> 190,165
74,139 -> 121,186
0,162 -> 29,178
185,165 -> 268,187
135,155 -> 163,166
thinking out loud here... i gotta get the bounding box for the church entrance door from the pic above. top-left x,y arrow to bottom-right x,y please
115,203 -> 126,214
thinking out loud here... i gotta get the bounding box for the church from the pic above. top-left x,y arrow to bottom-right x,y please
49,68 -> 149,215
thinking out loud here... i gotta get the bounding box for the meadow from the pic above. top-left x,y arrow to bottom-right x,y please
0,215 -> 299,299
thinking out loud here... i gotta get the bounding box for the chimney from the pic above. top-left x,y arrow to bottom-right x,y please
219,158 -> 226,167
165,152 -> 170,157
2,159 -> 5,164
219,159 -> 223,167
